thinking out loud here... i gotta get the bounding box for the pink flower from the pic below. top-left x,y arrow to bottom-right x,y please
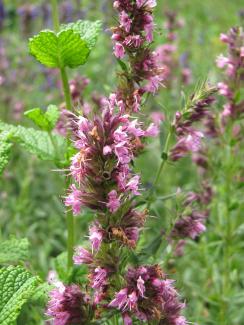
109,288 -> 129,309
107,190 -> 120,213
126,175 -> 140,195
217,82 -> 232,97
103,145 -> 112,155
216,54 -> 229,68
127,291 -> 138,310
46,285 -> 88,325
65,185 -> 82,215
144,75 -> 163,94
120,11 -> 132,33
122,313 -> 133,325
126,120 -> 144,137
124,35 -> 142,48
114,143 -> 131,164
220,33 -> 229,43
114,42 -> 125,59
89,223 -> 103,252
151,112 -> 165,126
73,247 -> 93,265
136,0 -> 157,8
145,123 -> 159,137
91,267 -> 108,289
137,276 -> 145,297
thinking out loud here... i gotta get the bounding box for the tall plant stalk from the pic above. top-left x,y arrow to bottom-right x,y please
51,0 -> 74,270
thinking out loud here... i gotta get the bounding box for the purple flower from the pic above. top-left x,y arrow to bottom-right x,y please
120,11 -> 132,32
137,276 -> 145,297
109,288 -> 129,309
91,267 -> 108,289
114,42 -> 125,59
73,247 -> 93,265
89,223 -> 103,252
65,185 -> 82,215
122,313 -> 133,325
107,190 -> 121,213
46,285 -> 88,325
110,265 -> 186,323
126,175 -> 140,195
171,214 -> 206,239
136,0 -> 157,8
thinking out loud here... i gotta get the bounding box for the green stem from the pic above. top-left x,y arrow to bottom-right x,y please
51,0 -> 74,270
60,67 -> 73,111
51,0 -> 60,33
147,128 -> 173,208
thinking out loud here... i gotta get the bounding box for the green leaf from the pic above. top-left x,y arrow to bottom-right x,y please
0,238 -> 30,264
61,20 -> 102,50
30,282 -> 52,305
0,266 -> 39,325
45,105 -> 60,129
0,132 -> 12,175
29,29 -> 90,68
54,252 -> 70,282
24,105 -> 60,131
24,108 -> 50,130
0,121 -> 66,161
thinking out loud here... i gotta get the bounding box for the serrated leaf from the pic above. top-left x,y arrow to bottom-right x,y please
0,121 -> 66,162
0,238 -> 30,264
24,105 -> 60,131
24,108 -> 50,130
30,282 -> 53,305
0,132 -> 12,175
61,20 -> 102,50
29,29 -> 90,68
0,266 -> 39,325
54,252 -> 69,282
45,105 -> 60,129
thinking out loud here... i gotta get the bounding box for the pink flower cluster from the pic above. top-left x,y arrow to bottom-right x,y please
65,94 -> 158,216
170,87 -> 216,161
46,284 -> 90,325
111,0 -> 163,111
109,265 -> 186,325
216,27 -> 244,123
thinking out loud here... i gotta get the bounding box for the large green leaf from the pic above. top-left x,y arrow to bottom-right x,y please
0,238 -> 30,264
0,132 -> 12,175
29,19 -> 101,69
0,121 -> 66,162
0,266 -> 39,325
29,29 -> 90,68
24,105 -> 60,131
61,20 -> 102,50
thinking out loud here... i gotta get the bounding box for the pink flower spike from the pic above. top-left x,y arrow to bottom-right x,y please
107,190 -> 121,213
